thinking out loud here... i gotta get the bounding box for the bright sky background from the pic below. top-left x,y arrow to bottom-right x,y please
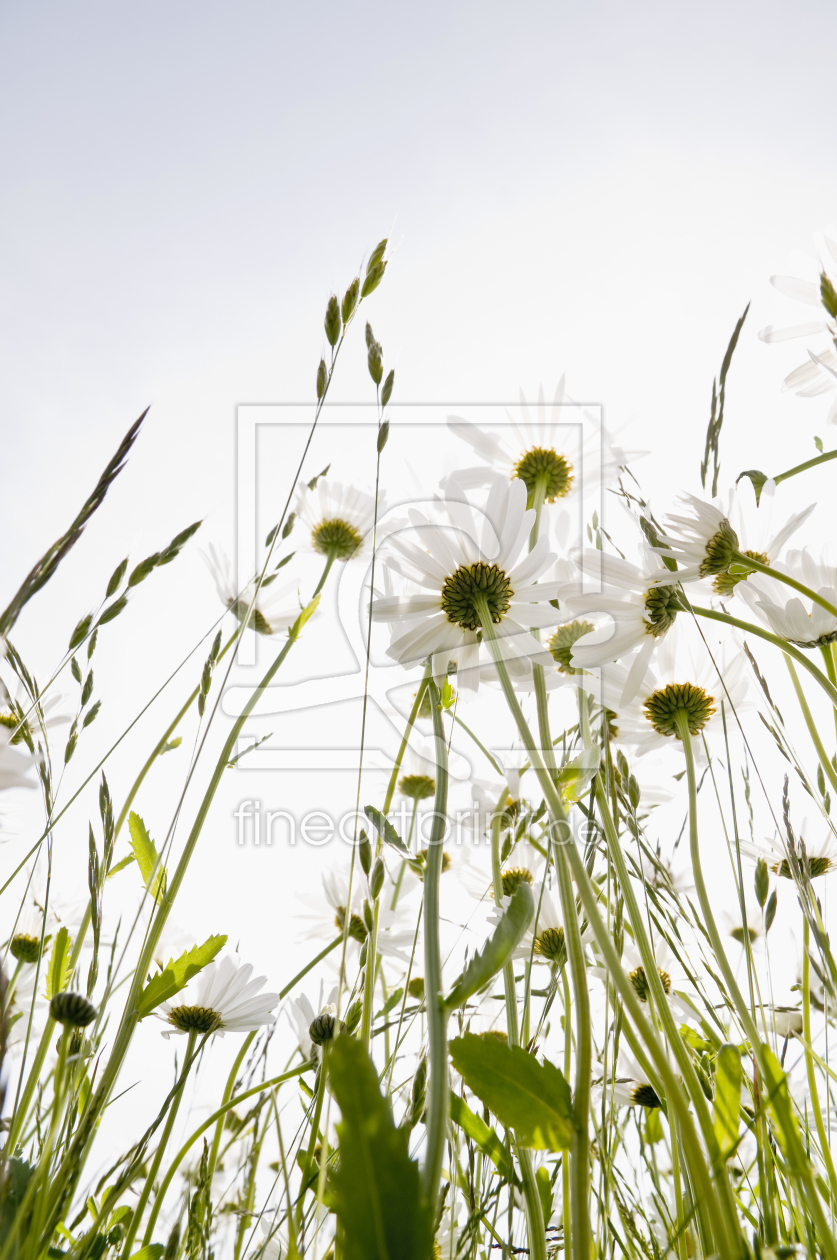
3,0 -> 837,1162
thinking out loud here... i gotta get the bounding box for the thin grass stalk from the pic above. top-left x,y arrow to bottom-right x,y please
420,677 -> 450,1209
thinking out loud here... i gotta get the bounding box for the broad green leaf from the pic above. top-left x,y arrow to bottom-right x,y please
444,883 -> 533,1009
0,1158 -> 34,1246
136,935 -> 227,1019
127,812 -> 166,903
450,1033 -> 575,1151
129,1247 -> 164,1260
450,1092 -> 515,1182
328,1036 -> 434,1260
644,1107 -> 665,1145
714,1044 -> 742,1158
535,1165 -> 553,1227
290,594 -> 320,639
45,926 -> 73,999
364,804 -> 411,857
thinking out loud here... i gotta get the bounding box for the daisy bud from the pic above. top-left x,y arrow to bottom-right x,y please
405,1054 -> 427,1129
345,998 -> 363,1034
341,277 -> 360,324
755,857 -> 769,908
324,294 -> 341,347
309,1011 -> 347,1046
358,828 -> 372,876
369,857 -> 385,900
316,358 -> 328,401
50,991 -> 98,1028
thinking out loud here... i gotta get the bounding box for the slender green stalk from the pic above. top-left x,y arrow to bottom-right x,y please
477,625 -> 735,1251
690,604 -> 837,709
561,969 -> 572,1257
143,1064 -> 307,1244
734,552 -> 837,622
127,1028 -> 199,1254
785,658 -> 837,794
489,789 -> 547,1260
206,1030 -> 256,1187
773,446 -> 837,486
382,665 -> 432,815
802,918 -> 837,1207
675,708 -> 837,1259
420,677 -> 450,1209
297,1043 -> 330,1230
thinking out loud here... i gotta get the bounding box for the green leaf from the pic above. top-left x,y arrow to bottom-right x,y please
736,468 -> 768,506
127,812 -> 166,903
129,1246 -> 164,1260
45,926 -> 73,999
449,1092 -> 516,1182
535,1165 -> 553,1226
328,1036 -> 434,1260
760,1045 -> 810,1177
713,1043 -> 742,1158
644,1108 -> 665,1145
450,1034 -> 575,1151
289,594 -> 320,640
107,853 -> 136,879
136,935 -> 227,1019
364,805 -> 411,857
444,883 -> 533,1009
0,1157 -> 34,1247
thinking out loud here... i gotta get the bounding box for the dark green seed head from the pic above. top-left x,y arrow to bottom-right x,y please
713,549 -> 770,596
512,446 -> 574,502
50,991 -> 98,1028
167,1004 -> 221,1034
10,934 -> 41,964
699,519 -> 739,577
631,1083 -> 662,1108
534,926 -> 567,967
440,562 -> 513,632
312,518 -> 362,562
643,585 -> 681,637
309,1012 -> 347,1046
399,773 -> 435,801
628,966 -> 671,1002
642,682 -> 715,738
548,621 -> 594,673
335,907 -> 367,943
500,866 -> 534,897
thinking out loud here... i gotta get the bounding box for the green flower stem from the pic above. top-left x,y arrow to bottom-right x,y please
489,790 -> 547,1260
297,1042 -> 330,1229
312,550 -> 339,599
675,708 -> 837,1258
360,896 -> 380,1050
5,1016 -> 55,1152
474,601 -> 590,1260
482,632 -> 734,1251
821,644 -> 837,745
382,664 -> 432,814
114,632 -> 237,838
125,1028 -> 199,1255
143,1063 -> 308,1246
420,677 -> 450,1210
45,615 -> 314,1226
732,551 -> 837,621
561,969 -> 572,1257
690,603 -> 837,709
773,447 -> 837,487
206,1030 -> 256,1188
785,658 -> 837,795
802,918 -> 837,1206
450,712 -> 504,777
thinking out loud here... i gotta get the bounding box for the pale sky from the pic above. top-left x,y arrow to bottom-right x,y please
2,0 -> 837,1144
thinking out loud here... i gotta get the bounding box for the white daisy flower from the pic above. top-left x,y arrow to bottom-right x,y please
564,544 -> 685,703
737,546 -> 837,648
710,481 -> 815,600
592,938 -> 692,1019
296,867 -> 416,963
741,819 -> 837,882
154,954 -> 279,1039
294,478 -> 383,563
589,631 -> 750,758
442,383 -> 637,512
595,1053 -> 663,1109
435,1208 -> 465,1260
372,477 -> 560,695
286,985 -> 338,1060
0,682 -> 71,752
719,901 -> 764,951
759,227 -> 837,421
204,544 -> 302,637
766,1006 -> 804,1039
654,494 -> 741,584
0,728 -> 39,793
